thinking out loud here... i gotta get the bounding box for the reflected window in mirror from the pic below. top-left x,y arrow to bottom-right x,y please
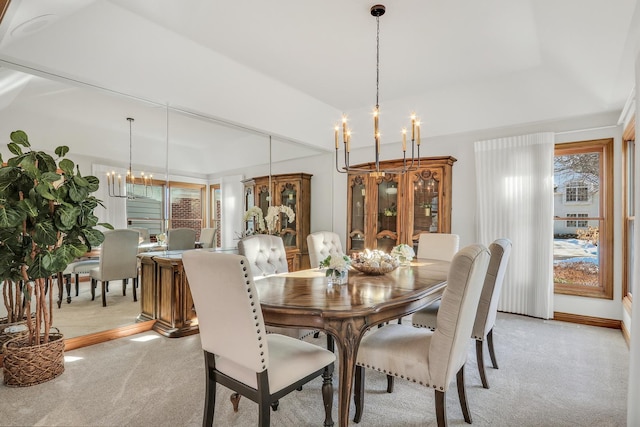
169,183 -> 206,240
127,182 -> 165,240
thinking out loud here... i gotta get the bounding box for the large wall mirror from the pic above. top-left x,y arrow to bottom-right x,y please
0,64 -> 330,345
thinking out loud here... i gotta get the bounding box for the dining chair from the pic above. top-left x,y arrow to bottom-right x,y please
89,229 -> 140,307
182,251 -> 336,427
307,231 -> 344,269
199,227 -> 217,248
238,234 -> 315,342
412,238 -> 512,389
129,227 -> 150,244
62,259 -> 99,302
167,228 -> 196,250
416,232 -> 460,261
353,244 -> 490,426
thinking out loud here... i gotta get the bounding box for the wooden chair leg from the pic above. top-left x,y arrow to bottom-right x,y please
386,375 -> 394,393
476,339 -> 489,389
353,365 -> 365,423
75,273 -> 80,296
91,278 -> 96,301
435,390 -> 447,427
322,363 -> 334,427
204,352 -> 216,426
64,274 -> 72,304
102,281 -> 108,307
133,277 -> 138,302
487,328 -> 499,369
122,278 -> 127,296
456,365 -> 472,424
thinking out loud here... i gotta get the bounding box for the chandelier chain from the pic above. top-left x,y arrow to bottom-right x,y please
376,14 -> 380,108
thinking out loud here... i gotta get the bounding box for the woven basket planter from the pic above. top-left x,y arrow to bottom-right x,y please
2,330 -> 65,387
0,320 -> 29,355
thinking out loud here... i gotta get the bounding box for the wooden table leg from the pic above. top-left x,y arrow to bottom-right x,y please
326,317 -> 366,427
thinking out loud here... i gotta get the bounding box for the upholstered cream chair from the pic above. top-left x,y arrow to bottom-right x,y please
89,229 -> 140,307
182,251 -> 336,426
237,234 -> 314,340
412,238 -> 512,389
416,232 -> 460,260
199,227 -> 216,248
307,231 -> 344,269
129,227 -> 150,244
353,244 -> 490,426
62,259 -> 99,302
167,228 -> 196,250
237,234 -> 289,277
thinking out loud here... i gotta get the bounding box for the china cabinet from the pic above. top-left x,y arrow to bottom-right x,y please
346,156 -> 456,253
243,173 -> 312,269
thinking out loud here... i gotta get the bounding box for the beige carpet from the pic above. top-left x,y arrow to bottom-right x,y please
0,313 -> 629,426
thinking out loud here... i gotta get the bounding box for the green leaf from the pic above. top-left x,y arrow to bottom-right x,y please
73,175 -> 89,187
9,130 -> 30,147
98,222 -> 114,230
35,152 -> 57,173
35,182 -> 56,200
0,167 -> 20,193
84,175 -> 100,192
7,142 -> 23,156
58,205 -> 80,228
33,220 -> 58,246
18,152 -> 39,176
55,146 -> 69,158
59,158 -> 74,175
69,184 -> 88,202
40,172 -> 62,183
0,205 -> 25,228
83,228 -> 105,247
17,198 -> 38,218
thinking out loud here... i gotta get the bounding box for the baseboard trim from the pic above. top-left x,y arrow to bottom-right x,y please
64,320 -> 156,351
553,311 -> 621,329
621,320 -> 631,348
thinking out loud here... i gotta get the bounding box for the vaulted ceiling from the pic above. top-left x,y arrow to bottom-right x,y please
0,0 -> 638,176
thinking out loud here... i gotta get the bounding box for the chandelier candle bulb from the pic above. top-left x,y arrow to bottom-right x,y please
342,115 -> 348,143
402,128 -> 407,151
416,121 -> 421,146
335,126 -> 339,149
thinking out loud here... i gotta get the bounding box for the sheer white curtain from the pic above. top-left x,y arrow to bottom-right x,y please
474,132 -> 555,319
92,164 -> 127,230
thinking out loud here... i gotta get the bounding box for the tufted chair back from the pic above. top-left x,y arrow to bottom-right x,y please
416,233 -> 460,261
183,251 -> 269,374
167,228 -> 196,250
238,234 -> 289,277
129,227 -> 150,244
307,231 -> 344,268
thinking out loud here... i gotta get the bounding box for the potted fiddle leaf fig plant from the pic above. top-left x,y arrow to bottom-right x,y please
0,130 -> 111,386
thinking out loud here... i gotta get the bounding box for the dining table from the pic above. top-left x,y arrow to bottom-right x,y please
254,259 -> 450,427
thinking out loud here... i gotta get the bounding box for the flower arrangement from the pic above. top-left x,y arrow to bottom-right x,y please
391,244 -> 415,264
265,205 -> 295,235
243,206 -> 266,232
320,254 -> 351,285
320,254 -> 352,275
156,233 -> 167,244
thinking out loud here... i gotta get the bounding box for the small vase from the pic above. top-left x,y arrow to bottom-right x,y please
328,269 -> 348,286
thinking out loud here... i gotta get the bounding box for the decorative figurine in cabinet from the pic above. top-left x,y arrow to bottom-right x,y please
346,156 -> 456,253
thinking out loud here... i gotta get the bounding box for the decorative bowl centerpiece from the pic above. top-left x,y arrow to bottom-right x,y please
351,249 -> 400,275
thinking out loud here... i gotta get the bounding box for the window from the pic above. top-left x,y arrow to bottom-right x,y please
553,139 -> 613,299
126,180 -> 206,241
565,184 -> 589,202
566,213 -> 588,228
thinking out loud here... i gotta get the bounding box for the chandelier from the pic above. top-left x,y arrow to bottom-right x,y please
335,4 -> 422,178
106,117 -> 152,199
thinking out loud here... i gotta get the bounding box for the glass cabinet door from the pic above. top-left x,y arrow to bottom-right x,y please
349,176 -> 366,251
376,175 -> 399,252
412,170 -> 440,248
279,182 -> 297,247
257,184 -> 270,217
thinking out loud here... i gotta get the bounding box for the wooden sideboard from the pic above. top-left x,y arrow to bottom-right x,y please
137,247 -> 298,337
